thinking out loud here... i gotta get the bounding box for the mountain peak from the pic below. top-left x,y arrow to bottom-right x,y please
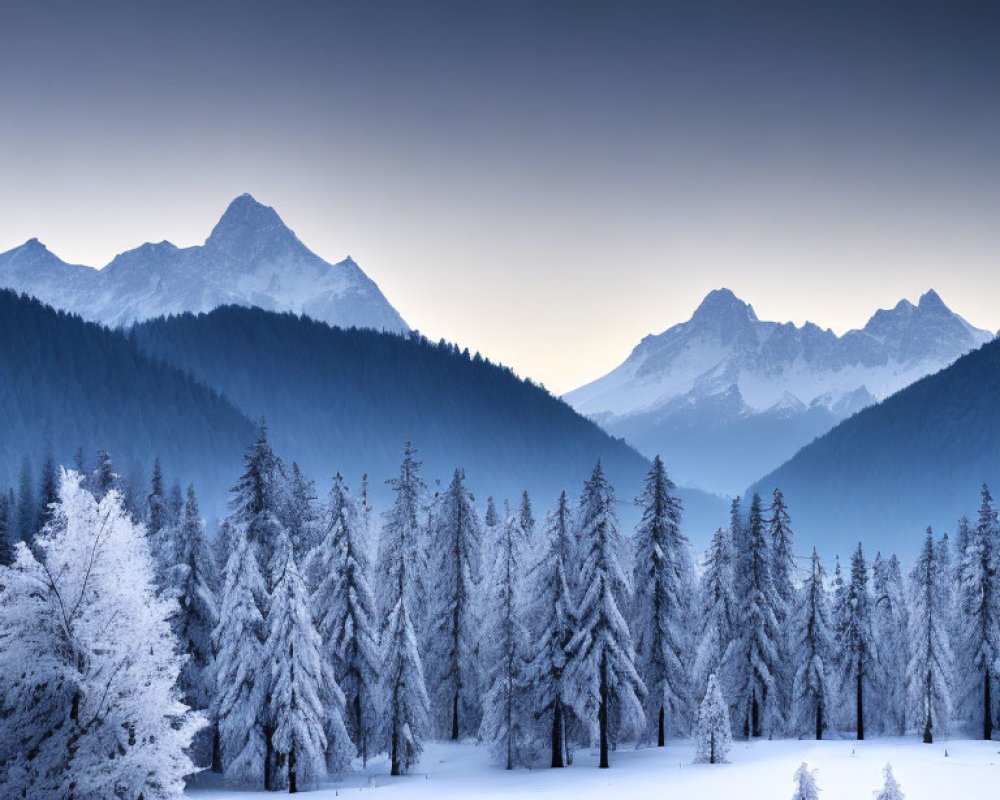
918,288 -> 947,311
205,194 -> 297,259
691,288 -> 758,324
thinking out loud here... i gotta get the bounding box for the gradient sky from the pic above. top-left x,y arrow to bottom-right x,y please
1,0 -> 998,393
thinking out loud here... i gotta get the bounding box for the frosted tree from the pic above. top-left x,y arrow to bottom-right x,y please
955,485 -> 1000,739
525,491 -> 577,767
693,674 -> 732,764
37,450 -> 59,533
88,447 -> 117,500
266,528 -> 345,791
907,528 -> 953,743
520,489 -> 536,541
693,526 -> 737,704
305,474 -> 380,765
840,543 -> 877,739
872,552 -> 909,735
730,493 -> 782,738
768,488 -> 795,717
632,455 -> 691,745
147,456 -> 169,539
0,470 -> 202,799
172,485 -> 221,769
565,461 -> 645,768
480,502 -> 533,769
0,488 -> 15,566
16,457 -> 35,545
426,468 -> 484,739
876,764 -> 906,800
229,421 -> 287,575
284,462 -> 320,560
791,548 -> 834,739
214,519 -> 269,787
377,442 -> 431,775
791,763 -> 820,800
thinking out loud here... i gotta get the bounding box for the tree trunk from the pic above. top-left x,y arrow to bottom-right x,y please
924,670 -> 933,744
856,664 -> 864,740
658,705 -> 665,747
211,725 -> 222,772
709,731 -> 716,764
265,725 -> 274,790
599,653 -> 609,769
390,726 -> 400,776
751,697 -> 760,738
985,670 -> 993,741
551,700 -> 564,768
452,692 -> 460,741
815,702 -> 823,741
288,743 -> 297,794
355,692 -> 366,766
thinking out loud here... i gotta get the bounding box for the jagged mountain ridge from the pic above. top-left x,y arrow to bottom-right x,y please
0,194 -> 408,333
565,288 -> 993,494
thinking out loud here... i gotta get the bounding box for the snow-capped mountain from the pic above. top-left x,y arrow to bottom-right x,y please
0,194 -> 409,333
564,288 -> 994,495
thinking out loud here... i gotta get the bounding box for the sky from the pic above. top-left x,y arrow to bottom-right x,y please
1,0 -> 998,394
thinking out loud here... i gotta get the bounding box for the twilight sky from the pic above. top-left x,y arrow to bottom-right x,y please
1,0 -> 998,393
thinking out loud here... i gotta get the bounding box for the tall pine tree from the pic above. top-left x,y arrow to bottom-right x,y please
841,543 -> 877,740
791,548 -> 833,740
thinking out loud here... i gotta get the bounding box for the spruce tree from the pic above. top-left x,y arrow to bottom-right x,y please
0,490 -> 14,566
769,487 -> 795,719
791,763 -> 821,800
907,528 -> 954,744
284,462 -> 320,561
526,491 -> 576,768
693,674 -> 732,764
872,551 -> 910,735
16,457 -> 35,545
89,448 -> 116,499
36,451 -> 59,534
305,474 -> 380,766
632,455 -> 691,746
519,489 -> 536,541
693,526 -> 736,704
565,461 -> 645,769
377,443 -> 431,776
876,764 -> 906,800
791,548 -> 833,739
841,543 -> 877,739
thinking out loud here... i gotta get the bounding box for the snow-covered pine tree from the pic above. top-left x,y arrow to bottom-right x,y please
956,485 -> 1000,739
16,457 -> 35,545
565,461 -> 645,768
266,527 -> 346,792
36,450 -> 59,534
791,548 -> 834,740
284,462 -> 320,561
377,443 -> 431,776
148,456 -> 169,536
0,488 -> 15,566
791,763 -> 820,800
214,518 -> 269,787
520,489 -> 536,542
305,474 -> 380,766
480,501 -> 533,769
693,674 -> 732,764
907,527 -> 954,743
172,485 -> 221,769
841,543 -> 877,739
88,447 -> 117,500
526,491 -> 577,767
693,526 -> 737,705
872,551 -> 910,735
768,488 -> 795,722
730,492 -> 782,738
876,764 -> 906,800
632,454 -> 691,746
426,468 -> 484,740
0,470 -> 202,799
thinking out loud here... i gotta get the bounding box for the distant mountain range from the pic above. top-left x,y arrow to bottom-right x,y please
565,288 -> 994,495
751,334 -> 1000,557
0,194 -> 408,333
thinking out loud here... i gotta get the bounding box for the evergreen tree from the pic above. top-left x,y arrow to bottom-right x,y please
148,456 -> 169,534
266,529 -> 345,792
284,462 -> 320,560
841,543 -> 877,739
876,764 -> 906,800
632,455 -> 691,746
730,493 -> 782,738
693,526 -> 737,705
214,520 -> 268,787
0,489 -> 14,566
426,468 -> 484,740
16,457 -> 35,545
519,489 -> 536,541
956,485 -> 1000,739
377,443 -> 431,776
89,447 -> 117,500
565,461 -> 645,768
791,548 -> 833,739
526,491 -> 577,768
873,551 -> 910,735
480,502 -> 532,769
693,674 -> 732,764
907,528 -> 954,744
791,763 -> 821,800
305,474 -> 380,766
36,451 -> 59,534
769,487 -> 795,720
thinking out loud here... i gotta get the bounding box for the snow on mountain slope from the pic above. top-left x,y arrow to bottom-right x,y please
0,194 -> 409,334
565,288 -> 993,494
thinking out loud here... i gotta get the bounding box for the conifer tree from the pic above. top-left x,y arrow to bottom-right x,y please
16,457 -> 35,545
305,474 -> 380,766
36,451 -> 59,534
791,548 -> 833,739
89,448 -> 116,500
632,455 -> 691,746
526,491 -> 576,768
693,526 -> 737,704
730,492 -> 782,738
841,543 -> 877,739
284,462 -> 320,560
876,764 -> 906,800
873,551 -> 910,734
519,489 -> 536,541
0,489 -> 14,566
565,462 -> 645,768
769,488 -> 795,717
377,443 -> 431,776
693,674 -> 732,764
791,763 -> 821,800
426,468 -> 484,740
480,502 -> 532,769
907,528 -> 954,744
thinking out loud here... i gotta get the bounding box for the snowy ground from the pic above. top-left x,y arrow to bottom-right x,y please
185,736 -> 1000,798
